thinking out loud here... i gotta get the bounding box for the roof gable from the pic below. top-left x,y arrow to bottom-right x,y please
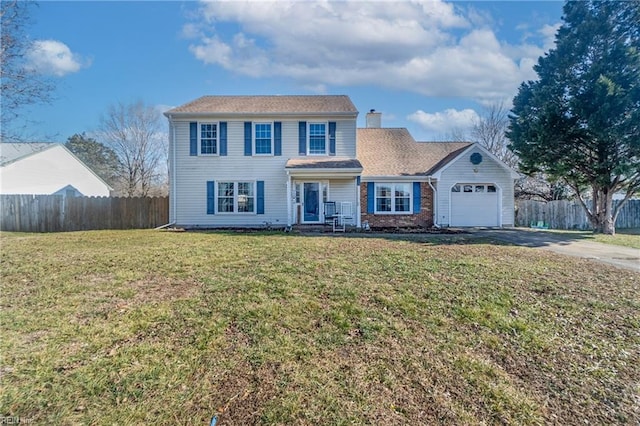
166,95 -> 358,116
356,128 -> 471,177
0,143 -> 53,166
429,143 -> 521,179
0,143 -> 113,192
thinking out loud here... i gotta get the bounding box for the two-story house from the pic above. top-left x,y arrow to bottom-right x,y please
165,95 -> 519,229
164,95 -> 363,228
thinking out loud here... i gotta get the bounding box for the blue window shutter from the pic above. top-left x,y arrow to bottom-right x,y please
274,122 -> 282,156
257,181 -> 265,214
298,121 -> 307,155
207,181 -> 215,214
413,182 -> 421,213
367,182 -> 375,213
244,122 -> 252,156
190,122 -> 197,156
356,176 -> 361,185
329,122 -> 336,155
219,122 -> 227,156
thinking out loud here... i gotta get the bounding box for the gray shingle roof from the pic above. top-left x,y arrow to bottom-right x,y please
0,143 -> 53,166
356,128 -> 471,177
166,95 -> 358,115
285,157 -> 362,170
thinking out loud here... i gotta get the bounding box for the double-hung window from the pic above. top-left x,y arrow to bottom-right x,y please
254,123 -> 273,155
375,183 -> 411,213
308,123 -> 327,155
200,123 -> 218,155
217,181 -> 255,213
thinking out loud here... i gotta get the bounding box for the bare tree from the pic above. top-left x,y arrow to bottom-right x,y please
471,102 -> 570,201
470,102 -> 518,168
99,101 -> 166,197
1,0 -> 55,141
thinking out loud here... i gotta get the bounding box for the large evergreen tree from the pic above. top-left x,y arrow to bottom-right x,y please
65,133 -> 121,186
508,1 -> 640,234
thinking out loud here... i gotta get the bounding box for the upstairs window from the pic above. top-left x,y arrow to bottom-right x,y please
254,123 -> 273,155
200,123 -> 218,155
308,123 -> 327,155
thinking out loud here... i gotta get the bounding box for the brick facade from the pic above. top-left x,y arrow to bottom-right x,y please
360,182 -> 433,228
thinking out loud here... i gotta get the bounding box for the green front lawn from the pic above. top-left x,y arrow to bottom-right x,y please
1,230 -> 638,424
592,228 -> 640,249
544,228 -> 640,249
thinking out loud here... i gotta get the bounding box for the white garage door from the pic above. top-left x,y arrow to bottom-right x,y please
450,183 -> 499,227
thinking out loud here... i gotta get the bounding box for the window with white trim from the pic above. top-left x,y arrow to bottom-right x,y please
254,123 -> 273,155
308,123 -> 327,155
200,123 -> 218,155
217,181 -> 255,213
375,183 -> 411,213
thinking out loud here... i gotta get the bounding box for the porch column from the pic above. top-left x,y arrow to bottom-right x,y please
356,176 -> 361,228
286,172 -> 292,227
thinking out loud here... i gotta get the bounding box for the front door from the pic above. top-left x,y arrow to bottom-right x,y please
303,182 -> 320,223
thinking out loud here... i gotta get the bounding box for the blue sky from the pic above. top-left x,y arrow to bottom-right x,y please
16,0 -> 564,142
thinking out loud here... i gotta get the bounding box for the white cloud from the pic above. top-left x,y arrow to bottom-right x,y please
540,23 -> 561,50
408,108 -> 479,135
185,0 -> 553,103
155,104 -> 174,114
26,40 -> 86,77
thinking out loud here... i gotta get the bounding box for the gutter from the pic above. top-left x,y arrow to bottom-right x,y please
360,175 -> 430,182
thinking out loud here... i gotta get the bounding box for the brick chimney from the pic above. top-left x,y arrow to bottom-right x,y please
366,109 -> 381,128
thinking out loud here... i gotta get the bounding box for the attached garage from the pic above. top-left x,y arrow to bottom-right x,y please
431,145 -> 519,228
357,126 -> 518,229
450,183 -> 500,227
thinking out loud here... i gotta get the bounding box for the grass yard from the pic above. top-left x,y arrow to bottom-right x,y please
544,228 -> 640,249
592,228 -> 640,249
1,230 -> 638,425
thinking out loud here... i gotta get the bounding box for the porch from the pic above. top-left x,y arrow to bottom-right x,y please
285,157 -> 363,228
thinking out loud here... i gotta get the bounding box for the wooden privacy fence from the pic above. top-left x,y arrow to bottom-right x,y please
516,199 -> 640,230
0,195 -> 169,232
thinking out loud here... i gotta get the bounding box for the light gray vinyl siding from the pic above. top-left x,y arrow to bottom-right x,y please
335,120 -> 356,157
170,117 -> 357,227
436,148 -> 515,227
328,179 -> 357,206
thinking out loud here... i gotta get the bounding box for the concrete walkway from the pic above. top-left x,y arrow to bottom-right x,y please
471,228 -> 640,272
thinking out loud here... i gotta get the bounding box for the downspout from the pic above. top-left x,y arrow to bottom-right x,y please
170,115 -> 177,224
428,177 -> 439,228
356,176 -> 361,228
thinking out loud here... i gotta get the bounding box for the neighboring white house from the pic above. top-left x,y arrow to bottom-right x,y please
165,95 -> 518,228
0,143 -> 112,196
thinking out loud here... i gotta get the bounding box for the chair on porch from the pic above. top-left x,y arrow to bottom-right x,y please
324,201 -> 338,225
323,201 -> 344,232
340,201 -> 354,225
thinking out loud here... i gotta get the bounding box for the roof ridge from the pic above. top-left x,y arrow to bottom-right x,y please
199,94 -> 350,98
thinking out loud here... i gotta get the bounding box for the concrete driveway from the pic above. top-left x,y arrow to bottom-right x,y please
470,228 -> 640,272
